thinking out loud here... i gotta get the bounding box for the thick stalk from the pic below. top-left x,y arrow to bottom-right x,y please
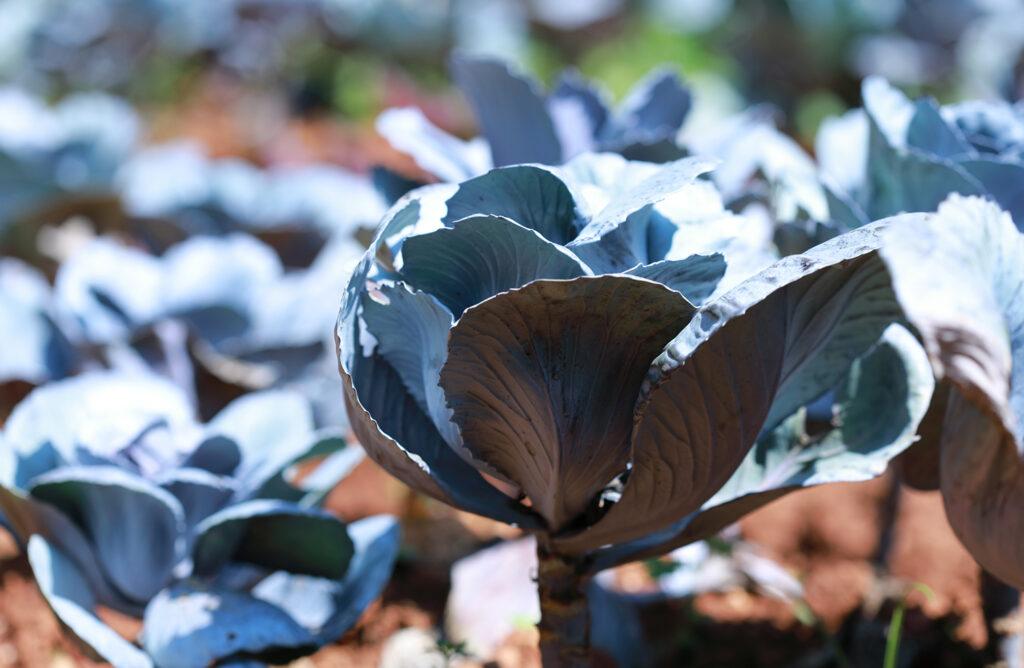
536,541 -> 591,667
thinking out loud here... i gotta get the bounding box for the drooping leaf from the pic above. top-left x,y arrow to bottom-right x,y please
893,381 -> 950,491
441,166 -> 582,244
400,214 -> 590,317
880,195 -> 1024,587
866,114 -> 985,220
881,196 -> 1024,450
440,275 -> 695,530
192,500 -> 353,580
557,221 -> 905,553
28,466 -> 185,603
596,323 -> 933,567
28,536 -> 152,668
450,55 -> 562,167
141,582 -> 316,668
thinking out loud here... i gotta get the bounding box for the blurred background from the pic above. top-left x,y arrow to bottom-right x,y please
1,0 -> 1023,666
2,0 -> 1021,164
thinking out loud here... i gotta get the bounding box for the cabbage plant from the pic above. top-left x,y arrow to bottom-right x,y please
376,54 -> 691,189
0,88 -> 137,242
0,372 -> 398,667
338,154 -> 934,663
878,194 -> 1024,590
56,231 -> 363,423
117,143 -> 386,259
818,77 -> 1024,229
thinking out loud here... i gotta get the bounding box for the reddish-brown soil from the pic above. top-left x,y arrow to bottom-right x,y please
0,461 -> 1010,667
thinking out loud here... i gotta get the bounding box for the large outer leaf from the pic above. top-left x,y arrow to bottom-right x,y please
555,221 -> 905,554
591,323 -> 933,569
192,500 -> 353,580
342,336 -> 537,526
28,536 -> 152,668
338,194 -> 541,528
450,55 -> 562,167
400,215 -> 589,317
141,582 -> 316,668
880,195 -> 1024,587
28,466 -> 184,604
439,275 -> 695,531
440,167 -> 582,244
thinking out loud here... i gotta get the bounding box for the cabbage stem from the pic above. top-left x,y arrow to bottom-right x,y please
536,542 -> 590,667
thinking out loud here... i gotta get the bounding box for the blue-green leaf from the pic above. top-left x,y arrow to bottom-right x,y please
192,499 -> 353,580
252,515 -> 400,643
361,284 -> 458,447
375,107 -> 489,183
441,167 -> 582,244
450,55 -> 562,167
400,214 -> 589,317
28,466 -> 184,603
960,158 -> 1024,227
141,582 -> 316,667
625,253 -> 726,305
568,157 -> 715,272
906,98 -> 973,159
28,536 -> 152,668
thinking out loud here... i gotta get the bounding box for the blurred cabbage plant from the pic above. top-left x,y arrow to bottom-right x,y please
0,372 -> 398,667
818,77 -> 1024,228
338,154 -> 934,663
55,231 -> 363,423
117,143 -> 387,259
0,87 -> 137,241
376,54 -> 692,189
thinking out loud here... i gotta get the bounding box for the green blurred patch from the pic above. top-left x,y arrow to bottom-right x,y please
577,20 -> 737,99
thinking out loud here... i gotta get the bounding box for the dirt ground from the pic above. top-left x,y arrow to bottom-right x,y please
0,458 -> 1012,667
